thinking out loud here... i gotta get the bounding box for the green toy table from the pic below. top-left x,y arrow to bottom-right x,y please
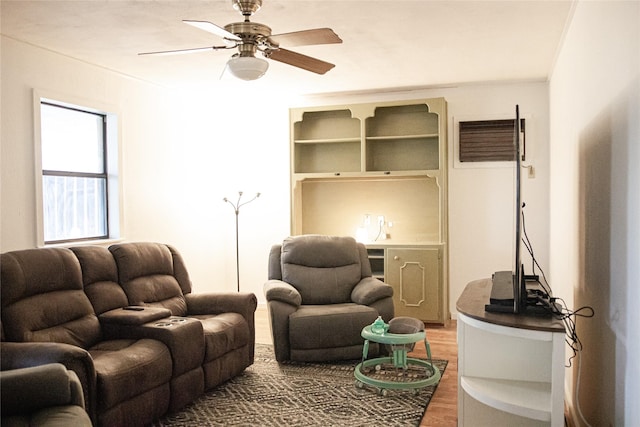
354,324 -> 441,395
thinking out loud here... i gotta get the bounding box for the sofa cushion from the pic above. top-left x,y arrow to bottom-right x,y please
189,313 -> 250,361
280,236 -> 362,304
109,243 -> 188,316
71,246 -> 129,315
289,303 -> 378,350
89,338 -> 172,412
1,248 -> 102,349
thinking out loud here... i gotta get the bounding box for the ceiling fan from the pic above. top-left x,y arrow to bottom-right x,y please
139,0 -> 342,81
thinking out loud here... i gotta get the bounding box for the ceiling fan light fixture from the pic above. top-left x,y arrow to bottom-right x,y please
226,56 -> 269,80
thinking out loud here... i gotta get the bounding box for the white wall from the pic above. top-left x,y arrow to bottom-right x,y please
1,36 -> 177,249
0,36 -> 295,298
549,1 -> 639,425
1,36 -> 550,315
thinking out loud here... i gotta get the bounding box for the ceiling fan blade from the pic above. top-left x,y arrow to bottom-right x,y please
138,46 -> 228,56
269,28 -> 342,47
183,20 -> 241,42
266,48 -> 335,75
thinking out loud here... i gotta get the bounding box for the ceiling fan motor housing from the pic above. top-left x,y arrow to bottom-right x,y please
224,21 -> 272,39
225,21 -> 274,56
232,0 -> 262,16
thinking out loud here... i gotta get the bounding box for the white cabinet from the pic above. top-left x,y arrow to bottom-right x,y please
457,279 -> 565,426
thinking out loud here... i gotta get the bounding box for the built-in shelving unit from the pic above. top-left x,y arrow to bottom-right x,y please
289,98 -> 448,323
456,279 -> 565,426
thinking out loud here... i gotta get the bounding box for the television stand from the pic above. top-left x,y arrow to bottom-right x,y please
457,279 -> 566,426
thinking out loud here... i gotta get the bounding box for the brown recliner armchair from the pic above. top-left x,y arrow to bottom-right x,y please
1,363 -> 92,427
264,235 -> 394,362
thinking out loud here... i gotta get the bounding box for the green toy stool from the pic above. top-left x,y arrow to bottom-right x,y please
354,316 -> 441,396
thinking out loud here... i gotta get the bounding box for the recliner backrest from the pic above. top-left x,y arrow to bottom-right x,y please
0,248 -> 101,349
279,235 -> 367,305
70,246 -> 128,315
109,242 -> 190,316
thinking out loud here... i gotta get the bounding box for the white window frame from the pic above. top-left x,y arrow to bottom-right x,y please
33,89 -> 123,247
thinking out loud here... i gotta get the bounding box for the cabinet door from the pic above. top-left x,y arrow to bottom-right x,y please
387,248 -> 440,322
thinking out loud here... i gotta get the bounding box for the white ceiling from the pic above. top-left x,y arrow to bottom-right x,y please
1,0 -> 574,95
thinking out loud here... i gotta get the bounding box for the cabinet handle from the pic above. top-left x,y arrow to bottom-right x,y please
394,256 -> 400,260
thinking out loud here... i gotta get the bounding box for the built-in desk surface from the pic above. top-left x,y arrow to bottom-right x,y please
456,278 -> 565,333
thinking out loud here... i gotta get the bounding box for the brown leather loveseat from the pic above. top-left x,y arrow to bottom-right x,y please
1,242 -> 257,426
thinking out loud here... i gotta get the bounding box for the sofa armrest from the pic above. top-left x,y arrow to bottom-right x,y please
0,341 -> 96,422
68,369 -> 86,408
351,277 -> 394,306
264,280 -> 302,307
99,306 -> 173,326
184,292 -> 257,318
1,363 -> 82,415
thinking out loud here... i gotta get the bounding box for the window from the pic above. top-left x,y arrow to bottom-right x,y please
458,118 -> 526,163
37,97 -> 120,244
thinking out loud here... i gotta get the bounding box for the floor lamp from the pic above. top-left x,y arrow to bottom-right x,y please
223,191 -> 260,292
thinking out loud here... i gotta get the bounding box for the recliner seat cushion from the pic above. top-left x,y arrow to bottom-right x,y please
281,236 -> 362,304
189,313 -> 251,361
89,338 -> 172,411
289,303 -> 378,350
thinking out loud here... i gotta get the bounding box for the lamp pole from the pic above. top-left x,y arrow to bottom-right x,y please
223,191 -> 260,292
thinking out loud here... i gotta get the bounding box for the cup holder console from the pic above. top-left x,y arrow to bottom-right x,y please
154,317 -> 188,327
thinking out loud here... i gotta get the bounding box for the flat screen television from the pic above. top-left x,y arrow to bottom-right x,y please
485,105 -> 529,314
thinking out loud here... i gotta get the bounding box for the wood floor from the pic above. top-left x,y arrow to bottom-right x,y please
255,306 -> 458,426
410,321 -> 458,427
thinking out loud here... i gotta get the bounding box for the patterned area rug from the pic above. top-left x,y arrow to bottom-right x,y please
155,344 -> 447,427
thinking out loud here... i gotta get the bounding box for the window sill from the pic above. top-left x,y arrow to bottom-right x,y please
40,237 -> 125,249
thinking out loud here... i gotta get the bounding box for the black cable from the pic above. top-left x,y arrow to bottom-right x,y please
520,207 -> 595,367
374,222 -> 384,241
521,207 -> 553,297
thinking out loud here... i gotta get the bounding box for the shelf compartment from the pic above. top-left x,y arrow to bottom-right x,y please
461,376 -> 552,422
366,104 -> 440,137
367,248 -> 385,258
294,109 -> 361,141
365,136 -> 439,171
367,248 -> 385,280
294,140 -> 361,174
